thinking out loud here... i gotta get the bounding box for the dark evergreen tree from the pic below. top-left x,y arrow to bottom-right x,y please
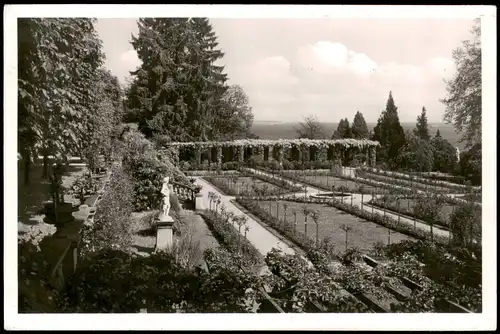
372,91 -> 406,166
332,118 -> 352,139
351,111 -> 369,139
126,18 -> 251,143
414,106 -> 431,141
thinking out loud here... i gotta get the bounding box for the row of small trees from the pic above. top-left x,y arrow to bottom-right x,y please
18,18 -> 125,184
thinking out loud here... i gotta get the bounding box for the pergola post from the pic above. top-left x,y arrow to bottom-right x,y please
238,146 -> 244,163
216,146 -> 222,166
255,145 -> 264,161
195,146 -> 202,165
296,145 -> 302,162
276,145 -> 283,165
283,145 -> 291,162
300,144 -> 309,163
370,146 -> 377,167
268,145 -> 274,161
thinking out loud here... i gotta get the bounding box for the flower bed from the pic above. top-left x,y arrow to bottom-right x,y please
258,166 -> 399,195
235,198 -> 413,312
357,168 -> 477,195
200,211 -> 263,268
363,167 -> 481,192
239,168 -> 303,193
374,240 -> 482,312
263,248 -> 372,313
243,198 -> 410,253
280,170 -> 389,194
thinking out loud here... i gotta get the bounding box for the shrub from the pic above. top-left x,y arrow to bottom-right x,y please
18,237 -> 59,313
221,161 -> 238,170
125,154 -> 170,211
449,204 -> 482,249
68,173 -> 98,203
180,161 -> 191,171
282,159 -> 293,170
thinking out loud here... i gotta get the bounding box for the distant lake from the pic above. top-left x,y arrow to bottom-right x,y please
251,122 -> 465,150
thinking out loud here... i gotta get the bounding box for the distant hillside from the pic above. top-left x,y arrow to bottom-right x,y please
251,122 -> 464,150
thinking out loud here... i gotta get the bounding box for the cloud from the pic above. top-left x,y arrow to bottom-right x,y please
119,50 -> 142,71
425,57 -> 456,79
110,39 -> 457,124
233,40 -> 459,123
348,52 -> 379,75
245,56 -> 300,88
297,41 -> 379,76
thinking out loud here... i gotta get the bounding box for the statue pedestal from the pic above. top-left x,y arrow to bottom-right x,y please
195,193 -> 204,212
155,215 -> 175,251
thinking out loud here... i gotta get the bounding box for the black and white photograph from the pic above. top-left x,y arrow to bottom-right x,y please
4,4 -> 496,331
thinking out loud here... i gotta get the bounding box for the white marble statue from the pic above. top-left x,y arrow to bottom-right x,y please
159,176 -> 172,221
456,147 -> 461,163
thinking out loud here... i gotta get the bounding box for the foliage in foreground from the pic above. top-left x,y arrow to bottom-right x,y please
59,248 -> 265,313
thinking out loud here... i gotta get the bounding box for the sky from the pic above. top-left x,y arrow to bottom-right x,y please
94,17 -> 476,123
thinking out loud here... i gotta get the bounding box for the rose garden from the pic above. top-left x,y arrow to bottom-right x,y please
17,18 -> 482,314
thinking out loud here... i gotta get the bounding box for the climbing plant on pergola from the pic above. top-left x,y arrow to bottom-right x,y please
166,138 -> 380,167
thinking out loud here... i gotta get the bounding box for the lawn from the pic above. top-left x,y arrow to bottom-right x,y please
206,176 -> 291,196
281,172 -> 389,194
255,200 -> 411,253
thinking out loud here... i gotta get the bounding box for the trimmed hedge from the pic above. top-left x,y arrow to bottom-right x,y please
80,164 -> 135,256
357,169 -> 463,194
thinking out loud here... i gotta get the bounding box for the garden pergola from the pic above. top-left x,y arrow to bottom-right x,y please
166,138 -> 380,167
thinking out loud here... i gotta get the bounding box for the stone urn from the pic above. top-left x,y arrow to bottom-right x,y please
42,200 -> 75,228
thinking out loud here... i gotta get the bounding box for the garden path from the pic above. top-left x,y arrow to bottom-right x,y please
194,177 -> 296,257
244,167 -> 451,239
